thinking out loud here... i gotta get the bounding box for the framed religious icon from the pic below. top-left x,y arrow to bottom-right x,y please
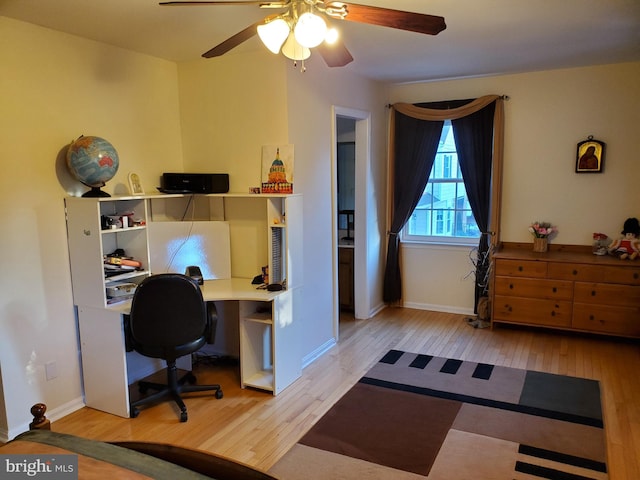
128,172 -> 144,194
575,136 -> 605,173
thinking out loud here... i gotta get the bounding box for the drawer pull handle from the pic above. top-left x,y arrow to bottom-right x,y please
634,273 -> 639,280
591,290 -> 596,297
518,266 -> 523,272
551,311 -> 556,317
509,284 -> 514,289
589,315 -> 595,321
572,269 -> 578,275
552,287 -> 557,293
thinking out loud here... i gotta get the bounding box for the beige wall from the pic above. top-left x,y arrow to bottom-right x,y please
390,62 -> 640,313
284,61 -> 388,357
0,17 -> 184,438
177,52 -> 289,190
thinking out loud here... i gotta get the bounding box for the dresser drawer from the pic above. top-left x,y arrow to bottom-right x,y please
602,266 -> 640,285
494,276 -> 573,301
547,263 -> 601,281
573,304 -> 640,337
494,259 -> 547,278
574,282 -> 640,307
493,295 -> 571,327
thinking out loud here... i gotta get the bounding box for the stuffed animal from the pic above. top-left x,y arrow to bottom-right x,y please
608,217 -> 640,260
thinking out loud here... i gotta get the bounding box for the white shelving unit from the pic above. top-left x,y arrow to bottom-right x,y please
65,196 -> 151,309
65,193 -> 303,417
238,294 -> 300,395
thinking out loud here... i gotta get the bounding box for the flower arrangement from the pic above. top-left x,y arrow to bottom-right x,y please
529,221 -> 557,238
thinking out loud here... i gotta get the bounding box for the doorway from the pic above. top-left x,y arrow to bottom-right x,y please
332,106 -> 370,341
337,127 -> 355,313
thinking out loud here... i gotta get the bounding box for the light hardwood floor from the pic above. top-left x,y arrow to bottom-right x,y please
51,308 -> 640,479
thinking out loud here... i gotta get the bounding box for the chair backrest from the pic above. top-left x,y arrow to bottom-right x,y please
128,273 -> 208,361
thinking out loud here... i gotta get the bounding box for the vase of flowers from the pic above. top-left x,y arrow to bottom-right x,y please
529,221 -> 557,252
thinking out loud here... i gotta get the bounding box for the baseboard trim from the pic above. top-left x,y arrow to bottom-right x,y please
1,397 -> 85,443
302,338 -> 336,369
401,301 -> 474,316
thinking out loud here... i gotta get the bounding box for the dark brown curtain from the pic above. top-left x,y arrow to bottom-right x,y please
384,95 -> 504,306
382,113 -> 443,303
452,102 -> 496,307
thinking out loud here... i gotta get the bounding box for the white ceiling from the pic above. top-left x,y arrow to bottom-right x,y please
2,0 -> 639,84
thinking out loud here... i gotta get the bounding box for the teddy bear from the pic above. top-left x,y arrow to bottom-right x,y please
608,217 -> 640,260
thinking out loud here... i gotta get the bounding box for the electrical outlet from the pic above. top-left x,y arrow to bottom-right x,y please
45,361 -> 57,381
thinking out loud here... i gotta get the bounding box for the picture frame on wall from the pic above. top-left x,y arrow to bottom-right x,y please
575,136 -> 605,173
261,145 -> 294,194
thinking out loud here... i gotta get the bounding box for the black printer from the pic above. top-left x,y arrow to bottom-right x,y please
159,173 -> 229,194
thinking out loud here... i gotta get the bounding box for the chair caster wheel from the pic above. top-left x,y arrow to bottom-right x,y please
215,390 -> 223,399
130,408 -> 139,419
180,411 -> 188,422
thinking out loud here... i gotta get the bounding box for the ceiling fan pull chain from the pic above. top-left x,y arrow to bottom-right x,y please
292,59 -> 306,72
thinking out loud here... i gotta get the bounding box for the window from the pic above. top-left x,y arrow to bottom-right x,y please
402,120 -> 480,244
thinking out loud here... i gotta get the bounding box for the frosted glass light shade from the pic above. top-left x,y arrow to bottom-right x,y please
324,26 -> 339,45
282,33 -> 310,60
294,12 -> 327,48
257,18 -> 290,54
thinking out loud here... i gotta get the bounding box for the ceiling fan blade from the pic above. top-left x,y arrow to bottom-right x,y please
160,1 -> 287,6
202,21 -> 262,58
340,3 -> 446,36
316,40 -> 353,67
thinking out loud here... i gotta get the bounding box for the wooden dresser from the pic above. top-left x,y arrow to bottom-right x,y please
491,243 -> 640,338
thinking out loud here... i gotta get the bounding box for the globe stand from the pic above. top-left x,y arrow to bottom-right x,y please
82,185 -> 111,197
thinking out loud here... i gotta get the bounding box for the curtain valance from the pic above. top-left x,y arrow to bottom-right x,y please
392,95 -> 501,121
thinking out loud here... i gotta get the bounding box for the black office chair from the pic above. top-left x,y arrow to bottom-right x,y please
127,273 -> 223,422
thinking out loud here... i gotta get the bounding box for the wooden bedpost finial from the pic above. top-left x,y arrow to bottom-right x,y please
29,403 -> 51,430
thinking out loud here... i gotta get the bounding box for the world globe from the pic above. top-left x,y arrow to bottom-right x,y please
67,135 -> 119,197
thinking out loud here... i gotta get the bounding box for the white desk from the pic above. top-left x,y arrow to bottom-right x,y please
200,278 -> 281,301
77,278 -> 301,418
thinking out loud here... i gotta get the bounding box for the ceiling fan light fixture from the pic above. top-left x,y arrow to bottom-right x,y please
294,11 -> 327,48
282,32 -> 311,61
324,26 -> 339,45
257,17 -> 290,54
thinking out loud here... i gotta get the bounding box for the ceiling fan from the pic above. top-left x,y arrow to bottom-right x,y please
159,1 -> 446,68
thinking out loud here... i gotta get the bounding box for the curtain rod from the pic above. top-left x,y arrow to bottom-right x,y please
386,95 -> 510,108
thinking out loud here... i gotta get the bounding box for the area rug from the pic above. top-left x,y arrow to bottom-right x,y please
269,349 -> 608,480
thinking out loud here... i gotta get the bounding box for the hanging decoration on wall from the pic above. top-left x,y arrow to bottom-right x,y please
575,135 -> 605,173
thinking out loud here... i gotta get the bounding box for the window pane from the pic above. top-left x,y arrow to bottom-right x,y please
457,211 -> 480,237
